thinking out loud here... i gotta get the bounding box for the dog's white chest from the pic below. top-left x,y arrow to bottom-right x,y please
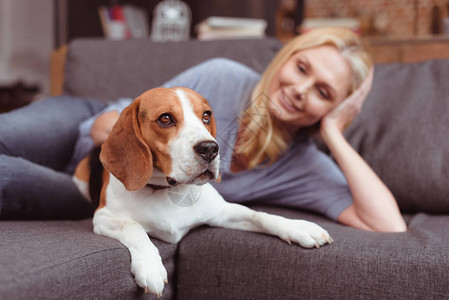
104,176 -> 223,244
139,188 -> 205,243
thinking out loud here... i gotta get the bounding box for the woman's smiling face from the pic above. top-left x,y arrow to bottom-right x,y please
268,44 -> 353,133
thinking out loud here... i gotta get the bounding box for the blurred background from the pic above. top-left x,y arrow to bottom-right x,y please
1,0 -> 449,112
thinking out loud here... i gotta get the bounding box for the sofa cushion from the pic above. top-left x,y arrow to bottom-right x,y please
0,219 -> 177,300
176,205 -> 449,300
64,38 -> 282,102
345,59 -> 449,213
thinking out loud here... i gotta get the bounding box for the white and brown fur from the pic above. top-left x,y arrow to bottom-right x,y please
73,87 -> 332,297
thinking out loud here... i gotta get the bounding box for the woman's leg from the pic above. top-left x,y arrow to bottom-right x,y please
0,95 -> 105,219
0,95 -> 105,171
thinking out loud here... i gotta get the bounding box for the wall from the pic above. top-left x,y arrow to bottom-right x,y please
0,0 -> 53,94
304,0 -> 449,37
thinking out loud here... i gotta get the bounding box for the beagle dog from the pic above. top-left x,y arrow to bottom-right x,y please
73,87 -> 332,297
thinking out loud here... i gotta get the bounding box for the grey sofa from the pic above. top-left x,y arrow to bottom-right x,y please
1,38 -> 449,300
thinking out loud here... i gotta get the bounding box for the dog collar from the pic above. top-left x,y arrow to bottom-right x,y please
146,183 -> 171,190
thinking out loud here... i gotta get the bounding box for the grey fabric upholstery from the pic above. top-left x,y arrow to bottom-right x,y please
0,219 -> 177,300
177,205 -> 449,300
64,38 -> 282,102
345,60 -> 449,213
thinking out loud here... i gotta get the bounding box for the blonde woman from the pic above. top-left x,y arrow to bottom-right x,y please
233,27 -> 406,232
0,27 -> 406,232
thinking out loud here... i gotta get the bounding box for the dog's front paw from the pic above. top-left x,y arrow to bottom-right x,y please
282,220 -> 333,248
131,255 -> 168,297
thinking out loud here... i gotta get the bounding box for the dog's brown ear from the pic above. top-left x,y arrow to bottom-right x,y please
100,98 -> 153,191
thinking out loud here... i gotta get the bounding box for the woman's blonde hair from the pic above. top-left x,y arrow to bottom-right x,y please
236,27 -> 373,170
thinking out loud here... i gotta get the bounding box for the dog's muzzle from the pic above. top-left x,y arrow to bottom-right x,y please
165,140 -> 219,186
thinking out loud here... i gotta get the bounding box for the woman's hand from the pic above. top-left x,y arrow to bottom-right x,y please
91,111 -> 120,146
321,67 -> 374,133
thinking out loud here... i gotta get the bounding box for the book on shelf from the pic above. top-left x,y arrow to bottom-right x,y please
299,18 -> 361,35
196,16 -> 267,40
99,5 -> 149,40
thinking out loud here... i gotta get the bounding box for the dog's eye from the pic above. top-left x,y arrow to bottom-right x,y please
157,113 -> 175,127
202,111 -> 212,124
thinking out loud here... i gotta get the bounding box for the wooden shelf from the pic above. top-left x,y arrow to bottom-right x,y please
363,35 -> 449,64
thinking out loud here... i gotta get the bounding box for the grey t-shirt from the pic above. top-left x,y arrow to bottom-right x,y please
71,58 -> 353,220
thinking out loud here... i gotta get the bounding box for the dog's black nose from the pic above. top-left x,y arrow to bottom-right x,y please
194,141 -> 219,163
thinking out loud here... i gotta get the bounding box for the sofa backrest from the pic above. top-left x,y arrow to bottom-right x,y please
63,38 -> 282,102
345,59 -> 449,213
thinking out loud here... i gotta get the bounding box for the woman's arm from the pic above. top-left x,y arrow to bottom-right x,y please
320,69 -> 407,232
321,124 -> 406,232
90,110 -> 120,146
